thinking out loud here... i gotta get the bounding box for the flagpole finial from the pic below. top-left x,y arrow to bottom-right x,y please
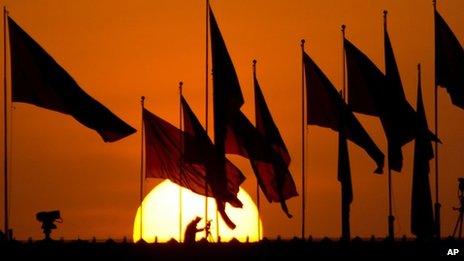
300,39 -> 305,48
252,59 -> 257,77
179,81 -> 183,93
141,96 -> 145,107
341,24 -> 346,32
383,10 -> 388,28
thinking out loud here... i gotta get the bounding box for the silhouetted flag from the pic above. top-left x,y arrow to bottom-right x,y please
210,7 -> 244,151
304,52 -> 384,174
181,96 -> 244,228
8,17 -> 135,142
254,76 -> 291,165
143,108 -> 244,229
143,108 -> 206,191
338,127 -> 352,239
209,9 -> 245,222
411,73 -> 434,238
435,10 -> 464,109
345,36 -> 437,172
227,111 -> 298,217
209,7 -> 297,217
338,131 -> 353,205
344,39 -> 384,117
383,29 -> 420,171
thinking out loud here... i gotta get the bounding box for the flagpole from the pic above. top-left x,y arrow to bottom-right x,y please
341,25 -> 347,99
432,0 -> 441,239
340,24 -> 350,241
179,82 -> 184,242
300,39 -> 306,239
383,10 -> 395,241
204,0 -> 210,240
3,6 -> 9,240
252,59 -> 261,240
139,96 -> 145,242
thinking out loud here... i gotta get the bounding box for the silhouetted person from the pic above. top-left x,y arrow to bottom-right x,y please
184,217 -> 210,244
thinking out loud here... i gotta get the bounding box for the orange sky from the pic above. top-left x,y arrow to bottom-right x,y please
1,0 -> 464,240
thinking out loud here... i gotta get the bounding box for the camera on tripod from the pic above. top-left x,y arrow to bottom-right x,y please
452,178 -> 464,239
205,220 -> 212,234
36,210 -> 62,240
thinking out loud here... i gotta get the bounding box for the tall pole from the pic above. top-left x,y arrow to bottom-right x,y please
3,6 -> 9,240
432,0 -> 441,239
252,59 -> 261,240
341,25 -> 347,99
139,96 -> 145,242
179,82 -> 183,242
383,10 -> 395,240
340,24 -> 350,241
205,0 -> 210,240
300,39 -> 306,239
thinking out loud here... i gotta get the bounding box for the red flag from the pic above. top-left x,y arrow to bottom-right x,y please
8,17 -> 135,142
411,68 -> 434,238
338,129 -> 352,239
209,9 -> 245,222
143,107 -> 244,229
383,28 -> 419,171
254,75 -> 291,165
227,111 -> 298,217
304,52 -> 384,174
435,9 -> 464,109
210,7 -> 244,155
344,36 -> 438,172
344,39 -> 384,117
338,131 -> 353,205
181,97 -> 245,228
209,7 -> 297,217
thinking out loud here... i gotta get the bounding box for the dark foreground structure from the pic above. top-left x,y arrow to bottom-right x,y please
0,237 -> 462,259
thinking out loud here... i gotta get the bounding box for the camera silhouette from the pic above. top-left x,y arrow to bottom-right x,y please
36,210 -> 62,240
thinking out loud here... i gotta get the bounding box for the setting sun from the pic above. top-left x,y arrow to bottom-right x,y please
133,180 -> 263,243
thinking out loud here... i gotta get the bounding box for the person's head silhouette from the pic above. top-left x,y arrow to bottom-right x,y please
184,216 -> 209,244
193,216 -> 202,224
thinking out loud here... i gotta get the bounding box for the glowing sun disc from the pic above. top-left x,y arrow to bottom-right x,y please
133,180 -> 263,243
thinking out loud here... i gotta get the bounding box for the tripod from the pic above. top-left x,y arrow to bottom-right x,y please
452,199 -> 463,239
205,220 -> 214,242
451,178 -> 464,239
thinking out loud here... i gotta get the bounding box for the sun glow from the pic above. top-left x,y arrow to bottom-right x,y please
133,180 -> 263,243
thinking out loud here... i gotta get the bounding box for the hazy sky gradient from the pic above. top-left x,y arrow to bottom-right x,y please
1,0 -> 464,240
